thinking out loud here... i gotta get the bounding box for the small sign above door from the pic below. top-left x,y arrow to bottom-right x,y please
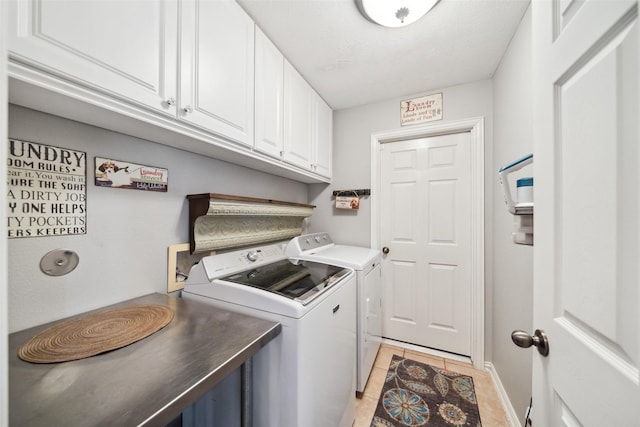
400,93 -> 443,126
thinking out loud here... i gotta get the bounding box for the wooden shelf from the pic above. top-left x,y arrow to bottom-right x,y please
187,193 -> 315,253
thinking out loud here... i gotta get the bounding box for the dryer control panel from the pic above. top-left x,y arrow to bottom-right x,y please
199,243 -> 286,281
286,232 -> 333,256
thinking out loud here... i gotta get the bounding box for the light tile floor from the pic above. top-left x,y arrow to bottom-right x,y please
355,344 -> 510,427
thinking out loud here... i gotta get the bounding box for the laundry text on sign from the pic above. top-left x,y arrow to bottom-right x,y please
400,93 -> 443,126
7,139 -> 87,238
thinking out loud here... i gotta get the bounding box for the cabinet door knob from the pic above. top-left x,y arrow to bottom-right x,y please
165,97 -> 176,106
183,105 -> 193,114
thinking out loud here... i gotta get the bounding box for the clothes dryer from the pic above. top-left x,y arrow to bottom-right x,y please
286,232 -> 381,393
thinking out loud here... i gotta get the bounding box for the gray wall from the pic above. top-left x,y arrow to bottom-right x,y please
491,5 -> 533,422
309,79 -> 496,361
8,105 -> 308,332
309,7 -> 534,422
309,79 -> 495,250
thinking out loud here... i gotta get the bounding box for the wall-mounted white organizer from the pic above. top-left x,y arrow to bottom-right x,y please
498,154 -> 533,245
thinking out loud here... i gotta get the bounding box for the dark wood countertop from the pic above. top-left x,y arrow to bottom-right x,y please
9,293 -> 281,426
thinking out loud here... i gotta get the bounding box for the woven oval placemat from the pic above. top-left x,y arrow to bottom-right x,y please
18,304 -> 174,363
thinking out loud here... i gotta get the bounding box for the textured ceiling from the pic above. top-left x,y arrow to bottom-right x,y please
237,0 -> 530,110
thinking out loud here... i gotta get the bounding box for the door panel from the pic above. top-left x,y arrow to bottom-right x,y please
283,61 -> 313,169
380,132 -> 471,355
180,0 -> 254,146
533,0 -> 639,424
254,27 -> 284,158
8,0 -> 177,114
389,260 -> 417,323
428,180 -> 456,243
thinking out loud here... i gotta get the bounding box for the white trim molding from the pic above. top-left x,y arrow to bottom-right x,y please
485,361 -> 522,427
370,116 -> 485,369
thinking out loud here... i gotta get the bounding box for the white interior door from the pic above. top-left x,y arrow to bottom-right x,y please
532,1 -> 639,424
380,132 -> 472,356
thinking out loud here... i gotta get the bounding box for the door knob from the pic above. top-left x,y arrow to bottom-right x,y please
382,247 -> 389,254
511,329 -> 549,356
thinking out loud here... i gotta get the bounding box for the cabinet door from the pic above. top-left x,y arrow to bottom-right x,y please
8,0 -> 178,116
283,61 -> 313,170
180,0 -> 254,147
254,27 -> 284,159
313,94 -> 332,178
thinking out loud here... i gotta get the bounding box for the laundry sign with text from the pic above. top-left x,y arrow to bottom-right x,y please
7,139 -> 87,238
95,157 -> 168,192
401,93 -> 443,126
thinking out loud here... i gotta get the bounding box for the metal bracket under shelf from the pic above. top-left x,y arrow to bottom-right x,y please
332,189 -> 371,197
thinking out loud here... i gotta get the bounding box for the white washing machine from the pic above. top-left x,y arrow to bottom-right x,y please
286,232 -> 382,393
182,242 -> 356,427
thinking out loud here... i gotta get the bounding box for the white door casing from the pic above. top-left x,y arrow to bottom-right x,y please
532,0 -> 639,425
1,1 -> 9,425
379,132 -> 472,356
371,117 -> 485,369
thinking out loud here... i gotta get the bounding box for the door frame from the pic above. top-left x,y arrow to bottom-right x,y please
370,116 -> 485,369
1,1 -> 9,424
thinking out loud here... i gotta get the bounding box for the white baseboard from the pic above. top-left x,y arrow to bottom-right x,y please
485,361 -> 522,427
381,338 -> 471,364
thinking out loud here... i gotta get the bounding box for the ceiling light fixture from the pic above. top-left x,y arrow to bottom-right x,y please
355,0 -> 440,28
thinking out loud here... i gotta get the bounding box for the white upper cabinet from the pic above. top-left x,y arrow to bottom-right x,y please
8,0 -> 178,116
7,0 -> 330,182
254,27 -> 284,158
313,93 -> 332,178
257,33 -> 332,178
283,60 -> 313,170
180,0 -> 254,147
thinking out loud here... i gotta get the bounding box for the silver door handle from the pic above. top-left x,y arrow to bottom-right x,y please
511,329 -> 549,356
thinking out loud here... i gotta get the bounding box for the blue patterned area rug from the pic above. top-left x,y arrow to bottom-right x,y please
370,355 -> 482,427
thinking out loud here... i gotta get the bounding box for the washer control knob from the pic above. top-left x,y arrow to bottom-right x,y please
314,236 -> 321,243
246,251 -> 259,262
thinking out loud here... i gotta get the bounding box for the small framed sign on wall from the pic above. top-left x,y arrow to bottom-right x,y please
400,92 -> 443,126
95,157 -> 168,192
7,139 -> 87,238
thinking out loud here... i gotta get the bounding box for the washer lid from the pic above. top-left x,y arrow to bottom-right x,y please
296,245 -> 381,270
221,259 -> 351,305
